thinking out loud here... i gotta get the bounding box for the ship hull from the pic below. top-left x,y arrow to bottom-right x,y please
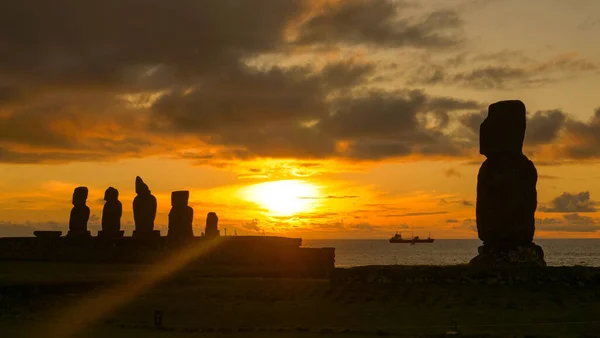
389,239 -> 435,243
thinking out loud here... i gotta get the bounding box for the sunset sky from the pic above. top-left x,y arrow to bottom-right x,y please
1,0 -> 600,239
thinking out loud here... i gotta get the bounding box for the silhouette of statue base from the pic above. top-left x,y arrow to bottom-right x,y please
66,230 -> 92,239
132,230 -> 161,239
33,231 -> 62,239
470,243 -> 546,268
204,230 -> 220,239
97,230 -> 125,238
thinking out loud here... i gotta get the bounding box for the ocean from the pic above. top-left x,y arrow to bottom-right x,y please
302,239 -> 600,267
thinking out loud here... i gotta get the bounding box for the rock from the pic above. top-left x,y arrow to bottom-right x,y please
470,243 -> 546,268
67,186 -> 91,238
133,176 -> 158,238
167,190 -> 194,239
99,187 -> 124,238
472,100 -> 545,267
204,212 -> 220,238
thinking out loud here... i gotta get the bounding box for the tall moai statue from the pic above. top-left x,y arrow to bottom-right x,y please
470,100 -> 546,268
98,187 -> 124,238
204,212 -> 220,238
133,176 -> 159,238
167,191 -> 194,239
67,186 -> 91,238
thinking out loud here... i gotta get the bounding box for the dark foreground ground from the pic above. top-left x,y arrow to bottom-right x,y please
2,262 -> 600,338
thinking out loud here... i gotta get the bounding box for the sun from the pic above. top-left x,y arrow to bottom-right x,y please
242,180 -> 321,216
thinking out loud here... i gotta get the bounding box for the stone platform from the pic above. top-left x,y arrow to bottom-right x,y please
0,236 -> 335,278
331,265 -> 600,287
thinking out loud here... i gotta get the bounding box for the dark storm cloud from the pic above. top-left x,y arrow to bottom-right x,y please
2,0 -> 597,165
318,90 -> 480,159
294,1 -> 463,48
0,147 -> 105,164
151,65 -> 328,133
0,0 -> 481,164
0,93 -> 155,163
153,80 -> 482,160
539,191 -> 597,213
0,0 -> 304,90
558,108 -> 600,159
0,86 -> 24,105
525,110 -> 567,145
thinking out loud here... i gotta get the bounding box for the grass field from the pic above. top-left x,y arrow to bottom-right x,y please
2,262 -> 600,337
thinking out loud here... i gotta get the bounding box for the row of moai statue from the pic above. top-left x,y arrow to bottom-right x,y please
472,100 -> 546,267
67,176 -> 220,240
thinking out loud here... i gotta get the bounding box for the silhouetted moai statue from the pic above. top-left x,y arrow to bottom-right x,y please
204,212 -> 220,238
133,176 -> 159,238
98,187 -> 124,238
167,191 -> 194,239
470,100 -> 546,268
67,186 -> 91,238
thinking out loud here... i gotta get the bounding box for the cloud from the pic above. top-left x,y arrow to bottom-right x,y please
540,191 -> 597,213
455,106 -> 600,161
0,0 -> 304,90
300,195 -> 359,200
525,110 -> 567,145
240,219 -> 262,233
579,17 -> 600,30
444,168 -> 461,178
556,108 -> 600,159
408,51 -> 597,90
445,219 -> 459,223
387,211 -> 449,217
0,0 -> 599,167
89,214 -> 100,224
438,198 -> 472,207
292,1 -> 463,48
536,213 -> 600,232
347,222 -> 379,231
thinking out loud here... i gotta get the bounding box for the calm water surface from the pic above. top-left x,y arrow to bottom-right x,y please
302,239 -> 600,267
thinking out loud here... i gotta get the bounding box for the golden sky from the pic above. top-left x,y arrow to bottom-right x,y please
1,0 -> 600,239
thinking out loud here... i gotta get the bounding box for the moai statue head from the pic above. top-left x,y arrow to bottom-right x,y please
479,100 -> 526,157
135,176 -> 151,195
206,212 -> 218,227
104,187 -> 119,202
171,191 -> 190,207
72,187 -> 88,206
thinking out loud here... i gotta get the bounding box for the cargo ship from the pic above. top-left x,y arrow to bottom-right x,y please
389,231 -> 435,244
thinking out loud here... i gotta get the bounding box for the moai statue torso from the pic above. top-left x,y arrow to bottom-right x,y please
68,186 -> 90,236
133,176 -> 157,235
100,187 -> 123,237
168,191 -> 194,239
204,212 -> 220,238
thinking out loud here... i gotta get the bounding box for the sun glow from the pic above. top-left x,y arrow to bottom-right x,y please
243,180 -> 321,216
